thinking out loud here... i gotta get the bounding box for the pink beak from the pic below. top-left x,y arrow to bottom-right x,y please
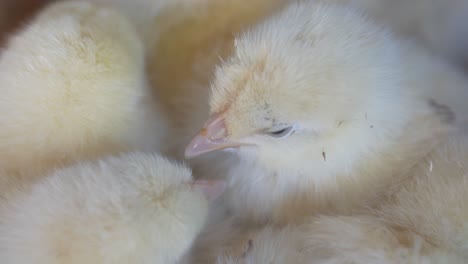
185,113 -> 243,159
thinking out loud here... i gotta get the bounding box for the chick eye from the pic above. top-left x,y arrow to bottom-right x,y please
265,126 -> 295,139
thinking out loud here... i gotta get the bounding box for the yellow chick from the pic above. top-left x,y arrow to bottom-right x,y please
185,0 -> 468,225
0,1 -> 167,181
0,152 -> 220,264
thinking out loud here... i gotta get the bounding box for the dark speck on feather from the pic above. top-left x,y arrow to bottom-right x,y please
428,98 -> 455,124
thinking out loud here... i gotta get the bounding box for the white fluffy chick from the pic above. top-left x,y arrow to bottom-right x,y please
0,152 -> 226,264
185,1 -> 468,224
0,1 -> 167,178
190,133 -> 468,263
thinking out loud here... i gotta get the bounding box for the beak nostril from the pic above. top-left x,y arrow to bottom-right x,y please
211,127 -> 227,140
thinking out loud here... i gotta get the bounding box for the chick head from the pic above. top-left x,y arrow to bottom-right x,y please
186,2 -> 407,173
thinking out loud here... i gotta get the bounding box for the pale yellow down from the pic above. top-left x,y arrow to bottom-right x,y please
0,0 -> 467,263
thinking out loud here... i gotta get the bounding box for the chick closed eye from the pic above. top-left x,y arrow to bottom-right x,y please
264,125 -> 295,139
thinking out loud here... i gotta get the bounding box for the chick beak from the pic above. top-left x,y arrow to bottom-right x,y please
185,113 -> 242,159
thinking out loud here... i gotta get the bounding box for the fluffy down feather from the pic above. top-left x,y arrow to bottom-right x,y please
189,133 -> 468,263
0,1 -> 167,179
0,152 -> 209,264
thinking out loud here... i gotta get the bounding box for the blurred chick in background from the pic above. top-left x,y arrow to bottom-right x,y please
0,153 -> 211,264
0,0 -> 166,184
346,0 -> 468,69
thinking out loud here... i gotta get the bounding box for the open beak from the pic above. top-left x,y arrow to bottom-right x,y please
185,113 -> 243,159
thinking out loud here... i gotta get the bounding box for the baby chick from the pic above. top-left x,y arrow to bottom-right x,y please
185,1 -> 468,224
0,152 -> 223,264
0,1 -> 167,179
